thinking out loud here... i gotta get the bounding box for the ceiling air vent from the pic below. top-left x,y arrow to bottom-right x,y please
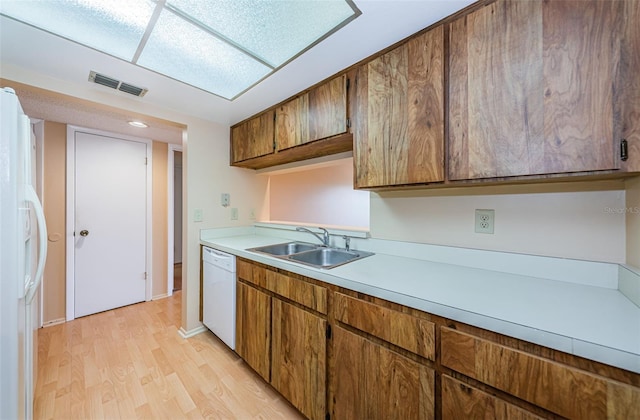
88,71 -> 148,97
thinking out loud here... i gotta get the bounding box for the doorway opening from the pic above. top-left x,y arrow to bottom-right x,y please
167,145 -> 183,294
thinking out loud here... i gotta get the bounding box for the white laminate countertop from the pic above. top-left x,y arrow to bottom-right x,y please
200,232 -> 640,374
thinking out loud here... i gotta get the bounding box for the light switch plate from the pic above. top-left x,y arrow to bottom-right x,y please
231,207 -> 238,220
221,193 -> 230,207
194,208 -> 203,222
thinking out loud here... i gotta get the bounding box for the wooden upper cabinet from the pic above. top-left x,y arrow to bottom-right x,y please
353,26 -> 445,188
230,110 -> 274,163
275,75 -> 347,152
449,0 -> 625,180
308,75 -> 348,141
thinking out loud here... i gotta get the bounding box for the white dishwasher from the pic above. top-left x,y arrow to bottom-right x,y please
202,247 -> 236,350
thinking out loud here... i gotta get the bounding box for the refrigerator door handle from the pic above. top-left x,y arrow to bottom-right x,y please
25,185 -> 47,304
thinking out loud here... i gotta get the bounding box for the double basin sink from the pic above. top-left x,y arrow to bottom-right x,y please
247,241 -> 374,269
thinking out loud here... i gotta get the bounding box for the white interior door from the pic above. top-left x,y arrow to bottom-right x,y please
73,131 -> 147,318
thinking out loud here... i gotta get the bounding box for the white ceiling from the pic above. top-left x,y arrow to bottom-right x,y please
0,0 -> 475,144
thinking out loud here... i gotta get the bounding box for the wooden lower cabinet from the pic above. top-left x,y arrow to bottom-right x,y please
441,327 -> 640,419
442,375 -> 542,420
235,281 -> 271,382
271,298 -> 327,420
233,259 -> 639,420
330,326 -> 434,420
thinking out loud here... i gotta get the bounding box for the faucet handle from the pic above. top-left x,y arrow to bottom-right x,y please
342,235 -> 351,251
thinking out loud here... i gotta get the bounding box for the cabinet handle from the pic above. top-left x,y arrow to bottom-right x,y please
621,139 -> 628,161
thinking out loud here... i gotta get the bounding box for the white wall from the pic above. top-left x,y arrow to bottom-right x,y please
268,159 -> 369,229
370,181 -> 628,263
2,64 -> 267,334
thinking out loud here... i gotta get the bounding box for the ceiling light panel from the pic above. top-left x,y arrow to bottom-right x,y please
0,0 -> 156,61
137,9 -> 271,100
1,0 -> 360,101
167,0 -> 358,67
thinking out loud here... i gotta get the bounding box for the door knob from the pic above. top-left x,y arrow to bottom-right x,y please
79,230 -> 89,237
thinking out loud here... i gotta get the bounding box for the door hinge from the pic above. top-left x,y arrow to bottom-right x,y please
346,118 -> 351,128
621,139 -> 628,161
145,157 -> 148,165
346,78 -> 350,91
144,272 -> 148,280
326,324 -> 332,340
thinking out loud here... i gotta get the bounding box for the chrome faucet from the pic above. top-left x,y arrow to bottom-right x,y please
296,226 -> 330,247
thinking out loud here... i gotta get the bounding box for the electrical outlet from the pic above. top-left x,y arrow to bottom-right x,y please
231,207 -> 238,220
249,208 -> 256,220
475,209 -> 494,234
194,208 -> 203,222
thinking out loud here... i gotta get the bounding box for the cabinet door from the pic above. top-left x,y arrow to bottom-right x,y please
354,27 -> 444,188
308,75 -> 347,141
271,299 -> 326,420
442,375 -> 542,420
231,110 -> 274,162
275,75 -> 347,152
449,0 -> 622,180
235,282 -> 271,382
275,94 -> 309,151
330,326 -> 434,420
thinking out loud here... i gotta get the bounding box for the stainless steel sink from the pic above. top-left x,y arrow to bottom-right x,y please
247,242 -> 320,256
246,241 -> 374,269
287,248 -> 374,269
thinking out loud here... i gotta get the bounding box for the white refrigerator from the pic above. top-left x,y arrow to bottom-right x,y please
0,87 -> 48,420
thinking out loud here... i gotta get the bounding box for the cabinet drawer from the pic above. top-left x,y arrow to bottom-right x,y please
331,326 -> 435,420
265,270 -> 327,314
237,259 -> 266,288
442,375 -> 542,420
333,292 -> 435,360
440,327 -> 640,419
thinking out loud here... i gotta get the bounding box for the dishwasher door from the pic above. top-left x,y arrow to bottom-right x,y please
202,247 -> 236,350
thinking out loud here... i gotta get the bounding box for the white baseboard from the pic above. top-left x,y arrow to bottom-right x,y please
42,318 -> 66,328
178,325 -> 207,339
152,293 -> 170,300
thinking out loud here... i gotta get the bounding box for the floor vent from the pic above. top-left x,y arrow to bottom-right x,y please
88,71 -> 148,97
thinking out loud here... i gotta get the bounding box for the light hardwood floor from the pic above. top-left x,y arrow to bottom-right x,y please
34,291 -> 305,419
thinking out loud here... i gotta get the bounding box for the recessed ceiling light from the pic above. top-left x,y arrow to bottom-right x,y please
128,121 -> 148,128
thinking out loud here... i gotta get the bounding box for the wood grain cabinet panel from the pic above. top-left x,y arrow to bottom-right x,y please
275,75 -> 347,152
620,0 -> 640,172
333,292 -> 435,360
236,259 -> 266,288
449,0 -> 628,180
265,270 -> 327,314
442,375 -> 542,420
308,75 -> 347,141
271,299 -> 327,420
353,27 -> 445,188
440,327 -> 640,419
235,282 -> 271,382
330,326 -> 434,420
275,94 -> 309,151
230,110 -> 274,163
